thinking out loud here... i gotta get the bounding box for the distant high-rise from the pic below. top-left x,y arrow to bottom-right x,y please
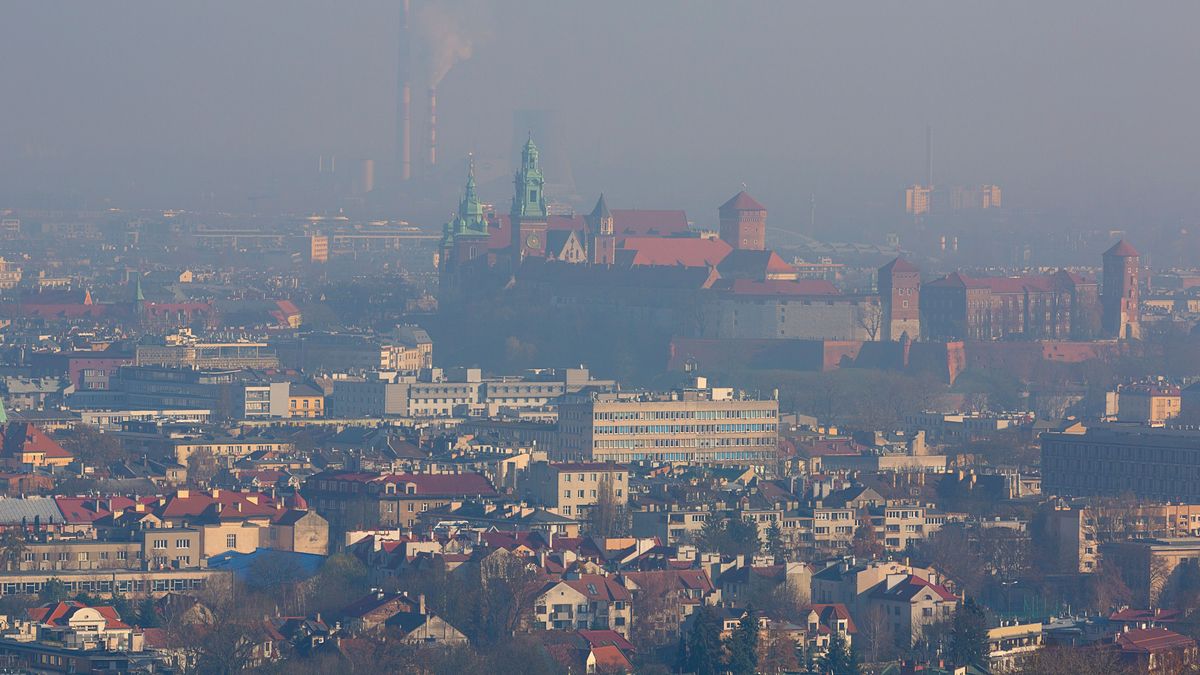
1102,240 -> 1142,340
905,185 -> 933,216
950,184 -> 1003,210
718,191 -> 767,251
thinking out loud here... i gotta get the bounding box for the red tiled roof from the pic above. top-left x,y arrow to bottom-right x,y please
869,575 -> 958,603
550,575 -> 632,602
29,601 -> 129,629
0,424 -> 73,460
480,531 -> 544,552
621,237 -> 731,268
590,645 -> 632,671
879,257 -> 918,274
54,496 -> 138,524
623,569 -> 714,595
924,271 -> 1060,294
1116,627 -> 1195,653
610,209 -> 690,237
720,191 -> 766,212
576,629 -> 636,653
802,603 -> 858,634
1105,240 -> 1140,257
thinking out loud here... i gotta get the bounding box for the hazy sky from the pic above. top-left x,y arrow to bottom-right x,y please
2,1 -> 1199,232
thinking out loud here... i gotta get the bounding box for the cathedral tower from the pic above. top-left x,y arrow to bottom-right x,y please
511,136 -> 548,261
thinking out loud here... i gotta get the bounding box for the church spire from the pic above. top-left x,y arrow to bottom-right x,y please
587,193 -> 614,235
460,154 -> 484,226
513,136 -> 547,219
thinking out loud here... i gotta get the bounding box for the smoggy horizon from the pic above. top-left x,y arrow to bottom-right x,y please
2,1 -> 1199,235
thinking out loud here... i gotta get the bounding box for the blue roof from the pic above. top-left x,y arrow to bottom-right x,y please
206,548 -> 326,580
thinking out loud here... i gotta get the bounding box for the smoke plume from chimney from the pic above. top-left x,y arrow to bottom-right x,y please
414,1 -> 479,87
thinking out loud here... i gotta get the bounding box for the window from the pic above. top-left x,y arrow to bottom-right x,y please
226,534 -> 237,549
176,539 -> 191,549
153,539 -> 168,550
99,551 -> 108,560
78,552 -> 89,562
116,551 -> 128,561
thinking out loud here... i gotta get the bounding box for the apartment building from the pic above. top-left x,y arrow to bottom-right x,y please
117,430 -> 292,467
556,380 -> 778,464
331,367 -> 614,419
304,471 -> 498,532
13,529 -> 202,573
272,329 -> 432,375
1115,384 -> 1181,424
632,507 -> 711,546
1042,425 -> 1200,501
0,569 -> 223,598
134,341 -> 278,370
524,462 -> 629,519
534,574 -> 633,636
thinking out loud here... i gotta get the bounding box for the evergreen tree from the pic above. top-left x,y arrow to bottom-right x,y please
683,605 -> 723,675
948,598 -> 989,668
727,607 -> 759,675
818,630 -> 859,675
137,597 -> 161,628
766,521 -> 785,560
38,578 -> 69,603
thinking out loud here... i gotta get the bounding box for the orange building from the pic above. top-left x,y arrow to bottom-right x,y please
0,423 -> 73,468
287,384 -> 325,419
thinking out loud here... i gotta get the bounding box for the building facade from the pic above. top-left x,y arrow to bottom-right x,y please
1042,425 -> 1200,501
556,384 -> 778,464
1102,240 -> 1142,340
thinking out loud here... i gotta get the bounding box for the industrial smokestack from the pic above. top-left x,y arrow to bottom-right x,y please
925,124 -> 933,187
428,86 -> 437,168
402,85 -> 412,180
398,0 -> 412,182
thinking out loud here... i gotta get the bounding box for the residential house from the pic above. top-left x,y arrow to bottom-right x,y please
534,574 -> 633,636
863,573 -> 959,648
